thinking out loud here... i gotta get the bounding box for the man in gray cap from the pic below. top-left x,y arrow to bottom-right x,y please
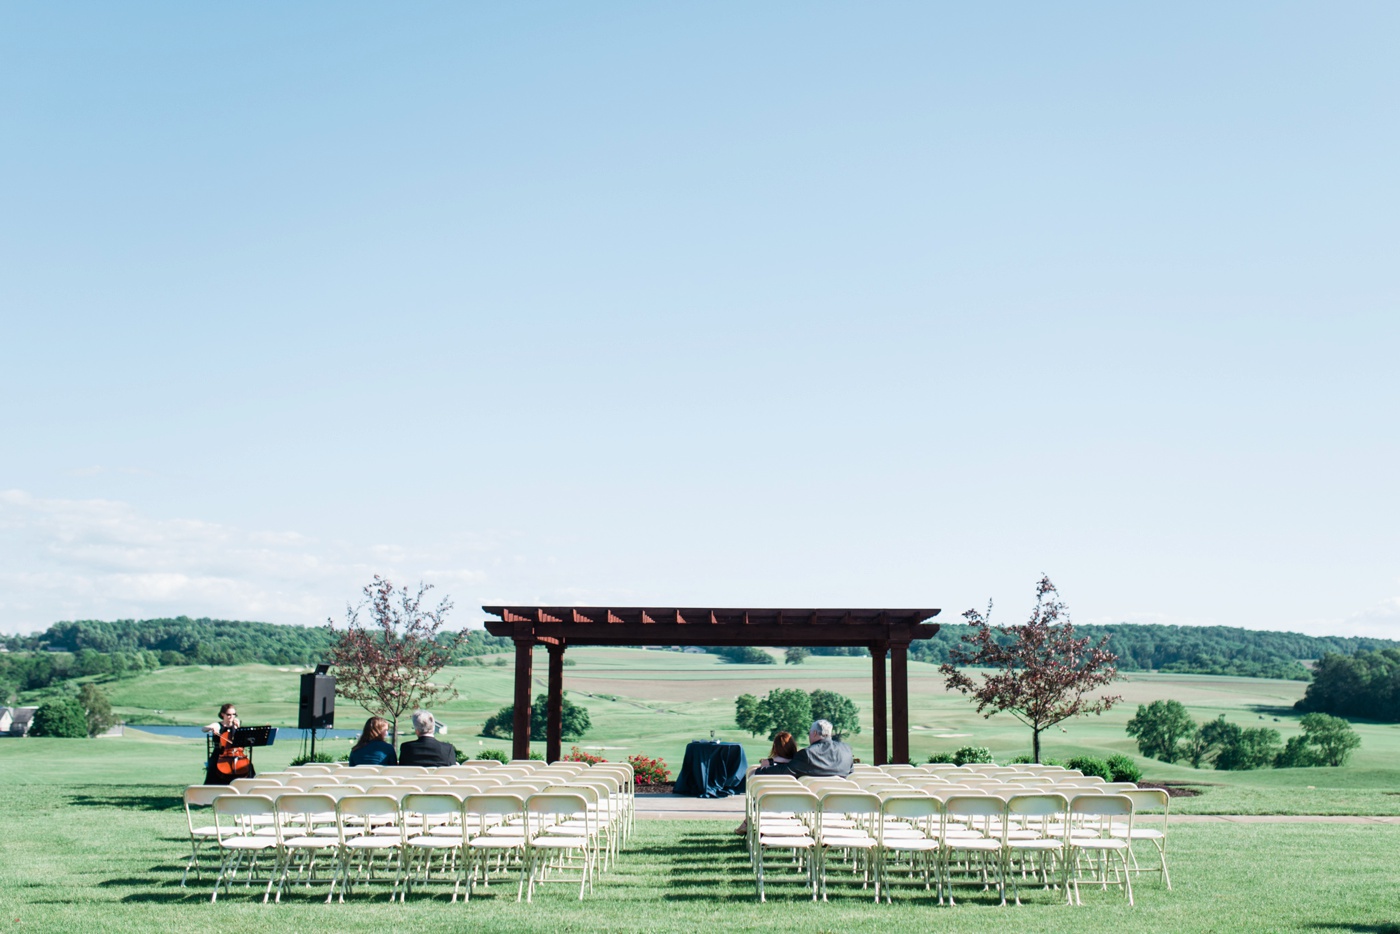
788,719 -> 854,778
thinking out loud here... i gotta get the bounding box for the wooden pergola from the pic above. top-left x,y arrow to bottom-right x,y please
481,606 -> 941,765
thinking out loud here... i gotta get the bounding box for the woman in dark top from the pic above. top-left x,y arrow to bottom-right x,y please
348,716 -> 397,767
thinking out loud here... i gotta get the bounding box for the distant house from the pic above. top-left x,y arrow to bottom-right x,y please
2,706 -> 39,737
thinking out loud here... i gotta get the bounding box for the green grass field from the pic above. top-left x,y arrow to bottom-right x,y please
92,648 -> 1400,815
0,735 -> 1398,934
3,650 -> 1400,934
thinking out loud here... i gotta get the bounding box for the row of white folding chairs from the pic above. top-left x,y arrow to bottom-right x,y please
195,786 -> 614,904
756,784 -> 1159,907
185,771 -> 631,893
747,784 -> 1167,906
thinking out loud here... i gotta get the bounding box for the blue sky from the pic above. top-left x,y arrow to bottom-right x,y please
2,3 -> 1397,637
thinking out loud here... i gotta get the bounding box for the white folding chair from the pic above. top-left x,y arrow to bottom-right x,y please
1065,794 -> 1135,906
210,794 -> 279,902
941,795 -> 1007,906
1004,793 -> 1070,905
334,795 -> 403,902
816,791 -> 882,902
181,785 -> 226,887
523,792 -> 594,902
271,793 -> 340,902
400,792 -> 466,901
1114,788 -> 1171,889
752,790 -> 820,903
463,793 -> 528,902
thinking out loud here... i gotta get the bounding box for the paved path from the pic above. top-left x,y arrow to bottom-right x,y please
635,795 -> 1400,824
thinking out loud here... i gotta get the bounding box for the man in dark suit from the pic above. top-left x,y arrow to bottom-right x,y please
397,710 -> 458,767
789,719 -> 854,777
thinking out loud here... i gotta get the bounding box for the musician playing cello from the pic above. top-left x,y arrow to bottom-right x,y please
202,703 -> 255,785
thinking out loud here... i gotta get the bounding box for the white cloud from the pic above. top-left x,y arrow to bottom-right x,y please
0,490 -> 491,635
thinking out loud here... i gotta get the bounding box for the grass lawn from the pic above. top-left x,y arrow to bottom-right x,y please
0,754 -> 1398,934
86,649 -> 1400,815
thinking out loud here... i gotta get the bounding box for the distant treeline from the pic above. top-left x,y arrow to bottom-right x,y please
0,616 -> 512,699
810,623 -> 1399,681
1295,649 -> 1400,722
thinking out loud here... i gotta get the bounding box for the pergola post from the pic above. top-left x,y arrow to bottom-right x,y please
511,638 -> 533,760
870,642 -> 888,766
890,642 -> 909,764
545,642 -> 565,763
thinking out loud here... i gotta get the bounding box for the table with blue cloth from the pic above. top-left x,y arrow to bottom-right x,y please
673,740 -> 748,798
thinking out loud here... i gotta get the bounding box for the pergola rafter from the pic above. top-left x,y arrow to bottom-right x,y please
482,605 -> 941,765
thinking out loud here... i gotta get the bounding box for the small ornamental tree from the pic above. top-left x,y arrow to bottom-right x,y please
1298,713 -> 1361,766
78,682 -> 116,738
940,576 -> 1122,763
325,576 -> 464,746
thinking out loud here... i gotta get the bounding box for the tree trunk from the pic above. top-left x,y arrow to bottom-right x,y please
1032,727 -> 1041,764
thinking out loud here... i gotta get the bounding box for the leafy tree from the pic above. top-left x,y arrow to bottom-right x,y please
481,692 -> 591,741
1206,718 -> 1282,770
1125,699 -> 1197,762
1299,713 -> 1361,766
78,682 -> 116,738
784,647 -> 810,665
1274,735 -> 1321,768
808,689 -> 861,738
1296,650 -> 1400,722
30,697 -> 87,738
325,576 -> 465,745
940,576 -> 1122,763
734,688 -> 812,740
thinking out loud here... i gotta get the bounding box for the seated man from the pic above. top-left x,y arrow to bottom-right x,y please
788,718 -> 853,778
396,710 -> 458,767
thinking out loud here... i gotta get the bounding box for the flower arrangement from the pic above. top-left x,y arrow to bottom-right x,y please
627,753 -> 670,785
563,746 -> 607,765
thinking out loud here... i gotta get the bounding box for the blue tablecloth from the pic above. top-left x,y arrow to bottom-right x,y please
673,741 -> 748,798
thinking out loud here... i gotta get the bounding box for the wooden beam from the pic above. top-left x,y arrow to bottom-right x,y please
512,639 -> 533,761
545,642 -> 565,764
891,643 -> 909,765
871,643 -> 888,766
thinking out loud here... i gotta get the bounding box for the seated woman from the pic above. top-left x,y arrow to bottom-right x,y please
348,716 -> 397,767
753,730 -> 798,775
735,732 -> 799,834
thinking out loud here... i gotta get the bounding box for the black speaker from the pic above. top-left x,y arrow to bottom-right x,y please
298,670 -> 335,730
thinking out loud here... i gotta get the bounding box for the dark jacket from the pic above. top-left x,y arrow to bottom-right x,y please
789,738 -> 854,777
348,739 -> 397,767
397,734 -> 458,767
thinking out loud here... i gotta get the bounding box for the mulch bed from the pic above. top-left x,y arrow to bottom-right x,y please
1140,781 -> 1205,798
635,783 -> 677,795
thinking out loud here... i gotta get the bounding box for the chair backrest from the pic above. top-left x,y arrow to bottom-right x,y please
380,766 -> 430,776
464,792 -> 526,822
508,760 -> 542,770
881,794 -> 940,822
526,792 -> 588,820
229,778 -> 281,793
185,785 -> 226,808
820,791 -> 881,818
943,794 -> 1006,820
402,792 -> 464,819
311,785 -> 364,800
213,793 -> 275,837
1103,782 -> 1140,792
1122,788 -> 1169,814
1070,793 -> 1133,818
754,790 -> 819,818
338,794 -> 400,819
284,776 -> 334,791
274,793 -> 337,830
1006,792 -> 1069,819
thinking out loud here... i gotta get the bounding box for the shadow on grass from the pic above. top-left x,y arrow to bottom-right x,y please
1304,925 -> 1400,934
68,791 -> 184,811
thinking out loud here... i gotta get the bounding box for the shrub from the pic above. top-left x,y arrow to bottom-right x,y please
563,746 -> 606,765
628,754 -> 670,785
1066,755 -> 1113,780
1299,713 -> 1361,767
475,748 -> 510,763
1007,755 -> 1033,764
1105,753 -> 1143,783
952,746 -> 994,766
713,646 -> 775,665
926,752 -> 956,764
1274,735 -> 1321,768
289,751 -> 339,766
29,698 -> 87,738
